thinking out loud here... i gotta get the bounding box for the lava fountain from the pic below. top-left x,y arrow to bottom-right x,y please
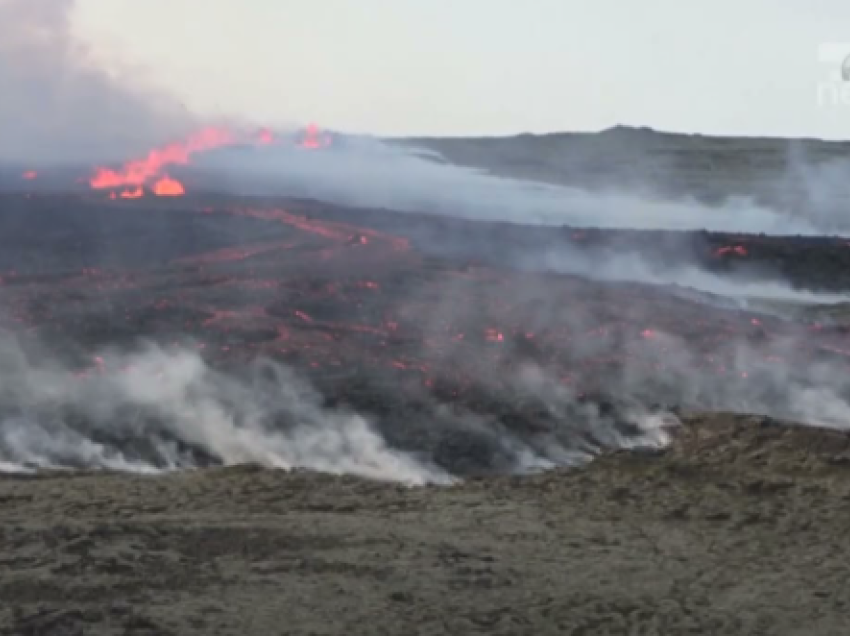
87,124 -> 330,198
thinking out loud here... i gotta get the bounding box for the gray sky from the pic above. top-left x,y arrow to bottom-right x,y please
71,0 -> 850,138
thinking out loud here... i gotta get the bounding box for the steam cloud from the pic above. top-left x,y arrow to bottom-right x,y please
402,268 -> 850,436
0,0 -> 192,165
512,247 -> 850,308
0,333 -> 675,481
0,334 -> 449,483
200,137 -> 831,235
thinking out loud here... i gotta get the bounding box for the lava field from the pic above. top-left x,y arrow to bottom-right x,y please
1,192 -> 850,476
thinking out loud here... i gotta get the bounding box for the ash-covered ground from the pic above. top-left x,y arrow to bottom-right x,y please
2,130 -> 850,633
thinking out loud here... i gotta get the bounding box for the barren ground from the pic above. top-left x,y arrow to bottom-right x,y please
2,413 -> 849,635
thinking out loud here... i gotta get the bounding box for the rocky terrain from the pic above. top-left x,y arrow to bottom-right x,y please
2,413 -> 849,635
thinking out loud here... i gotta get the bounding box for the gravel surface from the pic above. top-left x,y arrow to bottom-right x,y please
2,412 -> 849,636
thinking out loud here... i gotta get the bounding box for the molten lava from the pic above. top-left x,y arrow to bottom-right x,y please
299,123 -> 332,149
153,176 -> 185,197
89,127 -> 237,191
257,128 -> 276,145
715,245 -> 748,257
120,187 -> 144,199
89,122 -> 328,198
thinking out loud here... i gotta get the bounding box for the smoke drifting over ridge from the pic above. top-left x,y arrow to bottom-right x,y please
196,139 -> 850,306
513,247 -> 850,307
200,139 -> 829,236
0,0 -> 192,165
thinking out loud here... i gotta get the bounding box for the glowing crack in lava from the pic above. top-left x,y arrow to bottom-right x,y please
715,245 -> 748,257
120,187 -> 144,199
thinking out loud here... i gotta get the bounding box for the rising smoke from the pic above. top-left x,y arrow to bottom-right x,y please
512,247 -> 850,307
200,137 -> 827,235
0,332 -> 679,481
0,333 -> 450,483
0,0 -> 192,165
402,267 -> 850,435
3,275 -> 848,482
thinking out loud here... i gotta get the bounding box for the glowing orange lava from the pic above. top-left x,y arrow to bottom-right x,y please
89,123 -> 326,197
120,187 -> 144,199
153,176 -> 185,197
257,128 -> 276,145
715,245 -> 748,257
299,123 -> 332,149
89,127 -> 237,190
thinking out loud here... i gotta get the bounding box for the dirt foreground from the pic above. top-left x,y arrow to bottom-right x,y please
2,413 -> 849,636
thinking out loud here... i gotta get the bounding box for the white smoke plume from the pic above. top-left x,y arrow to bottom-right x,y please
513,247 -> 850,308
0,0 -> 192,165
199,137 -> 828,236
0,334 -> 450,484
0,328 -> 683,481
191,136 -> 850,307
781,143 -> 850,234
398,263 -> 850,435
616,330 -> 850,430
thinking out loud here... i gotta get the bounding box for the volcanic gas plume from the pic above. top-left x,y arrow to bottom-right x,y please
0,0 -> 193,165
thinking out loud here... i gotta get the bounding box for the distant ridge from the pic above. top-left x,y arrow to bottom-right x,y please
396,125 -> 850,207
403,124 -> 850,145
